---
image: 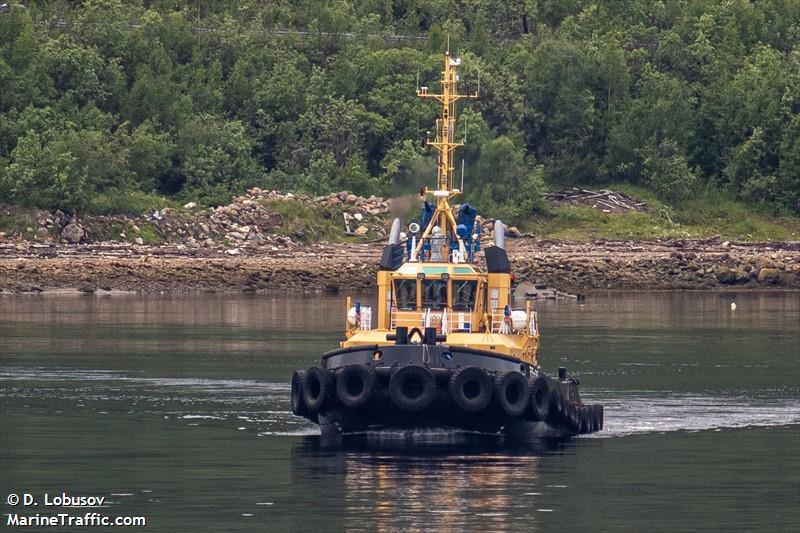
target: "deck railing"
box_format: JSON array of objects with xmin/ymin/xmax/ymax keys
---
[
  {"xmin": 389, "ymin": 308, "xmax": 537, "ymax": 335},
  {"xmin": 489, "ymin": 310, "xmax": 538, "ymax": 335},
  {"xmin": 390, "ymin": 309, "xmax": 424, "ymax": 330},
  {"xmin": 356, "ymin": 306, "xmax": 372, "ymax": 330},
  {"xmin": 446, "ymin": 310, "xmax": 473, "ymax": 333}
]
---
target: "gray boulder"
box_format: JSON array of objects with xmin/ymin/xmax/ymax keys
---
[
  {"xmin": 61, "ymin": 223, "xmax": 85, "ymax": 244},
  {"xmin": 757, "ymin": 267, "xmax": 781, "ymax": 283}
]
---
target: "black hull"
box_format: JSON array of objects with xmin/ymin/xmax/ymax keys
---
[
  {"xmin": 292, "ymin": 344, "xmax": 603, "ymax": 441},
  {"xmin": 323, "ymin": 344, "xmax": 534, "ymax": 376}
]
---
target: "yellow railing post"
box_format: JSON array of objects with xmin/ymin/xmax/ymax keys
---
[
  {"xmin": 345, "ymin": 296, "xmax": 351, "ymax": 335},
  {"xmin": 526, "ymin": 300, "xmax": 531, "ymax": 335}
]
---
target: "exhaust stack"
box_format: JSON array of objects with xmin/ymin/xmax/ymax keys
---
[
  {"xmin": 388, "ymin": 218, "xmax": 402, "ymax": 245},
  {"xmin": 494, "ymin": 219, "xmax": 505, "ymax": 249}
]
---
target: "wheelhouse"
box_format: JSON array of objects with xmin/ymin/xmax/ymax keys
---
[{"xmin": 386, "ymin": 264, "xmax": 484, "ymax": 334}]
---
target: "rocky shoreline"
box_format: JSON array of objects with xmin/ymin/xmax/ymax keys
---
[
  {"xmin": 0, "ymin": 189, "xmax": 393, "ymax": 251},
  {"xmin": 1, "ymin": 238, "xmax": 798, "ymax": 294},
  {"xmin": 2, "ymin": 190, "xmax": 799, "ymax": 294}
]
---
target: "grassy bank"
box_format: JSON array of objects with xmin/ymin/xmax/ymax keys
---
[
  {"xmin": 526, "ymin": 186, "xmax": 800, "ymax": 242},
  {"xmin": 260, "ymin": 199, "xmax": 387, "ymax": 243},
  {"xmin": 262, "ymin": 188, "xmax": 800, "ymax": 243}
]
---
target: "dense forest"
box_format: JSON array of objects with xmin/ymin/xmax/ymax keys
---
[{"xmin": 0, "ymin": 0, "xmax": 798, "ymax": 222}]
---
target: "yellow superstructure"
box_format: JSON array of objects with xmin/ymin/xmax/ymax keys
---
[{"xmin": 340, "ymin": 48, "xmax": 540, "ymax": 366}]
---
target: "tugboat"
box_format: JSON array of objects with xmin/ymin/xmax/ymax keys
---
[{"xmin": 290, "ymin": 49, "xmax": 603, "ymax": 440}]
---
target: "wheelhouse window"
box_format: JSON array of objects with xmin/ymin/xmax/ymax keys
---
[
  {"xmin": 422, "ymin": 279, "xmax": 447, "ymax": 310},
  {"xmin": 394, "ymin": 279, "xmax": 416, "ymax": 310},
  {"xmin": 452, "ymin": 280, "xmax": 477, "ymax": 311}
]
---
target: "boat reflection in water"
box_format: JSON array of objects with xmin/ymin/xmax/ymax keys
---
[{"xmin": 291, "ymin": 434, "xmax": 565, "ymax": 532}]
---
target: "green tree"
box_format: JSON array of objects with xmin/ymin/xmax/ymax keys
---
[
  {"xmin": 470, "ymin": 135, "xmax": 544, "ymax": 224},
  {"xmin": 176, "ymin": 114, "xmax": 265, "ymax": 205},
  {"xmin": 639, "ymin": 139, "xmax": 697, "ymax": 201},
  {"xmin": 2, "ymin": 130, "xmax": 88, "ymax": 211},
  {"xmin": 0, "ymin": 0, "xmax": 798, "ymax": 216},
  {"xmin": 381, "ymin": 139, "xmax": 431, "ymax": 193},
  {"xmin": 126, "ymin": 120, "xmax": 175, "ymax": 192}
]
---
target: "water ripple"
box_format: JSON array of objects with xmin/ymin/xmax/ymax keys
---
[
  {"xmin": 2, "ymin": 367, "xmax": 797, "ymax": 440},
  {"xmin": 582, "ymin": 390, "xmax": 800, "ymax": 437}
]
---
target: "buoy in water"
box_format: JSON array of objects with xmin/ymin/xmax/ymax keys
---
[{"xmin": 730, "ymin": 302, "xmax": 737, "ymax": 310}]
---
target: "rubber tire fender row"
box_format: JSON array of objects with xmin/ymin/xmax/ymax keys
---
[
  {"xmin": 528, "ymin": 376, "xmax": 550, "ymax": 421},
  {"xmin": 336, "ymin": 365, "xmax": 376, "ymax": 409},
  {"xmin": 291, "ymin": 370, "xmax": 307, "ymax": 416},
  {"xmin": 494, "ymin": 372, "xmax": 529, "ymax": 417},
  {"xmin": 389, "ymin": 365, "xmax": 437, "ymax": 412},
  {"xmin": 449, "ymin": 366, "xmax": 493, "ymax": 413},
  {"xmin": 302, "ymin": 367, "xmax": 334, "ymax": 414}
]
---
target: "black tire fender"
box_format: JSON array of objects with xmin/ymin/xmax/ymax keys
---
[
  {"xmin": 593, "ymin": 404, "xmax": 604, "ymax": 432},
  {"xmin": 336, "ymin": 365, "xmax": 376, "ymax": 409},
  {"xmin": 550, "ymin": 387, "xmax": 564, "ymax": 420},
  {"xmin": 389, "ymin": 365, "xmax": 436, "ymax": 412},
  {"xmin": 494, "ymin": 371, "xmax": 529, "ymax": 417},
  {"xmin": 566, "ymin": 403, "xmax": 581, "ymax": 433},
  {"xmin": 550, "ymin": 387, "xmax": 570, "ymax": 424},
  {"xmin": 291, "ymin": 370, "xmax": 307, "ymax": 416},
  {"xmin": 580, "ymin": 406, "xmax": 592, "ymax": 433},
  {"xmin": 449, "ymin": 366, "xmax": 493, "ymax": 413},
  {"xmin": 528, "ymin": 376, "xmax": 550, "ymax": 421},
  {"xmin": 302, "ymin": 367, "xmax": 334, "ymax": 413},
  {"xmin": 561, "ymin": 396, "xmax": 571, "ymax": 423}
]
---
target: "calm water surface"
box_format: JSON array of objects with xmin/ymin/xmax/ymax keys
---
[{"xmin": 1, "ymin": 292, "xmax": 798, "ymax": 532}]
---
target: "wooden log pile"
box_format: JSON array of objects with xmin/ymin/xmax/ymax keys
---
[{"xmin": 543, "ymin": 188, "xmax": 648, "ymax": 213}]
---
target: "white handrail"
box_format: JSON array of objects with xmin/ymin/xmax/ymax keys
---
[
  {"xmin": 359, "ymin": 306, "xmax": 372, "ymax": 330},
  {"xmin": 389, "ymin": 308, "xmax": 532, "ymax": 335},
  {"xmin": 489, "ymin": 310, "xmax": 537, "ymax": 335}
]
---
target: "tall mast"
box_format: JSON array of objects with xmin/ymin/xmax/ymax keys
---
[{"xmin": 415, "ymin": 46, "xmax": 478, "ymax": 260}]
